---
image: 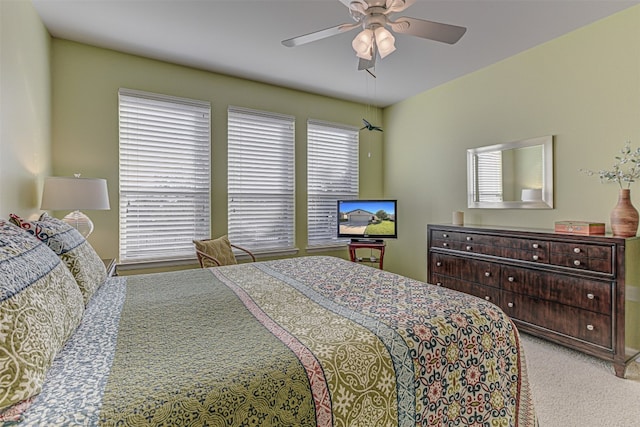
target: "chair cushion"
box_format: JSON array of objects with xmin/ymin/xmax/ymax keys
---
[
  {"xmin": 0, "ymin": 220, "xmax": 84, "ymax": 411},
  {"xmin": 194, "ymin": 235, "xmax": 237, "ymax": 267},
  {"xmin": 9, "ymin": 213, "xmax": 107, "ymax": 306}
]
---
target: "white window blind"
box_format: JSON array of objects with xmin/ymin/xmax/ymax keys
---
[
  {"xmin": 118, "ymin": 88, "xmax": 211, "ymax": 263},
  {"xmin": 227, "ymin": 106, "xmax": 295, "ymax": 252},
  {"xmin": 473, "ymin": 151, "xmax": 503, "ymax": 202},
  {"xmin": 307, "ymin": 120, "xmax": 359, "ymax": 247}
]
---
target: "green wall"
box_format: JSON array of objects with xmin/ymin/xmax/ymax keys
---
[
  {"xmin": 50, "ymin": 40, "xmax": 383, "ymax": 269},
  {"xmin": 0, "ymin": 0, "xmax": 52, "ymax": 219},
  {"xmin": 383, "ymin": 5, "xmax": 640, "ymax": 280}
]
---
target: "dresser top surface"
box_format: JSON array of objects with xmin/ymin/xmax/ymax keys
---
[{"xmin": 428, "ymin": 223, "xmax": 639, "ymax": 243}]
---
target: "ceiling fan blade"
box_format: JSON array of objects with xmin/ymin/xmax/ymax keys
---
[
  {"xmin": 393, "ymin": 16, "xmax": 467, "ymax": 44},
  {"xmin": 282, "ymin": 22, "xmax": 359, "ymax": 47}
]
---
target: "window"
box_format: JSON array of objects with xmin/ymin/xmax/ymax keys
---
[
  {"xmin": 473, "ymin": 150, "xmax": 503, "ymax": 202},
  {"xmin": 307, "ymin": 120, "xmax": 359, "ymax": 247},
  {"xmin": 118, "ymin": 88, "xmax": 211, "ymax": 263},
  {"xmin": 227, "ymin": 106, "xmax": 295, "ymax": 253}
]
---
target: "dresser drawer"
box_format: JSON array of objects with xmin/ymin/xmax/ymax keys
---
[
  {"xmin": 502, "ymin": 291, "xmax": 612, "ymax": 348},
  {"xmin": 431, "ymin": 253, "xmax": 501, "ymax": 286},
  {"xmin": 432, "ymin": 274, "xmax": 501, "ymax": 305},
  {"xmin": 454, "ymin": 233, "xmax": 511, "ymax": 257},
  {"xmin": 457, "ymin": 241, "xmax": 502, "ymax": 257},
  {"xmin": 506, "ymin": 238, "xmax": 550, "ymax": 251},
  {"xmin": 501, "ymin": 267, "xmax": 612, "ymax": 314},
  {"xmin": 431, "ymin": 238, "xmax": 464, "ymax": 251},
  {"xmin": 550, "ymin": 242, "xmax": 612, "ymax": 259},
  {"xmin": 437, "ymin": 256, "xmax": 502, "ymax": 287},
  {"xmin": 549, "ymin": 253, "xmax": 612, "ymax": 274},
  {"xmin": 459, "ymin": 233, "xmax": 503, "ymax": 247},
  {"xmin": 464, "ymin": 258, "xmax": 501, "ymax": 286},
  {"xmin": 430, "ymin": 253, "xmax": 462, "ymax": 278},
  {"xmin": 431, "ymin": 230, "xmax": 466, "ymax": 242},
  {"xmin": 549, "ymin": 242, "xmax": 613, "ymax": 274},
  {"xmin": 431, "ymin": 273, "xmax": 456, "ymax": 288},
  {"xmin": 501, "ymin": 247, "xmax": 549, "ymax": 264}
]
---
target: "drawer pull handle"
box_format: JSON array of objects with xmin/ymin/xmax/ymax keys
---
[
  {"xmin": 507, "ymin": 302, "xmax": 514, "ymax": 308},
  {"xmin": 442, "ymin": 233, "xmax": 449, "ymax": 238},
  {"xmin": 485, "ymin": 271, "xmax": 491, "ymax": 277},
  {"xmin": 574, "ymin": 260, "xmax": 581, "ymax": 266},
  {"xmin": 508, "ymin": 276, "xmax": 515, "ymax": 282},
  {"xmin": 443, "ymin": 243, "xmax": 449, "ymax": 247},
  {"xmin": 586, "ymin": 324, "xmax": 594, "ymax": 331},
  {"xmin": 485, "ymin": 296, "xmax": 491, "ymax": 301},
  {"xmin": 532, "ymin": 243, "xmax": 539, "ymax": 249},
  {"xmin": 574, "ymin": 247, "xmax": 581, "ymax": 254},
  {"xmin": 466, "ymin": 245, "xmax": 472, "ymax": 251},
  {"xmin": 436, "ymin": 262, "xmax": 442, "ymax": 267},
  {"xmin": 587, "ymin": 293, "xmax": 595, "ymax": 300},
  {"xmin": 532, "ymin": 255, "xmax": 539, "ymax": 261},
  {"xmin": 466, "ymin": 236, "xmax": 473, "ymax": 241}
]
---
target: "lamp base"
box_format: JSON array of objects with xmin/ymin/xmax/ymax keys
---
[{"xmin": 62, "ymin": 210, "xmax": 94, "ymax": 238}]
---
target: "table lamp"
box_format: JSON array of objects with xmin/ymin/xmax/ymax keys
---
[{"xmin": 40, "ymin": 174, "xmax": 110, "ymax": 237}]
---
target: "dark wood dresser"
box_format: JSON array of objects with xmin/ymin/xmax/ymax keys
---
[{"xmin": 427, "ymin": 224, "xmax": 640, "ymax": 377}]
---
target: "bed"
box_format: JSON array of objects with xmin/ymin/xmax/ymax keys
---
[{"xmin": 1, "ymin": 218, "xmax": 536, "ymax": 426}]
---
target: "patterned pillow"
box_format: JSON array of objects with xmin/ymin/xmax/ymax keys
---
[
  {"xmin": 193, "ymin": 235, "xmax": 237, "ymax": 267},
  {"xmin": 9, "ymin": 213, "xmax": 107, "ymax": 306},
  {"xmin": 0, "ymin": 220, "xmax": 84, "ymax": 411}
]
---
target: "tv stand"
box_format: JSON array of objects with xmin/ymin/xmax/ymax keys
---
[{"xmin": 348, "ymin": 241, "xmax": 386, "ymax": 269}]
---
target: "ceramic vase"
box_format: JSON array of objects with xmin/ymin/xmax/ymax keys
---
[{"xmin": 610, "ymin": 189, "xmax": 639, "ymax": 237}]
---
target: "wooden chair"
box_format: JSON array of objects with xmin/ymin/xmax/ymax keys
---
[{"xmin": 193, "ymin": 236, "xmax": 256, "ymax": 268}]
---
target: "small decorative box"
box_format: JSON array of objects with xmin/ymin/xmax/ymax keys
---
[{"xmin": 554, "ymin": 221, "xmax": 605, "ymax": 235}]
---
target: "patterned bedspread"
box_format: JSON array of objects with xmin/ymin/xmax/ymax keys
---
[{"xmin": 17, "ymin": 256, "xmax": 536, "ymax": 426}]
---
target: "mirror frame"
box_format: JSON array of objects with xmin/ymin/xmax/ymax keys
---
[{"xmin": 467, "ymin": 135, "xmax": 554, "ymax": 209}]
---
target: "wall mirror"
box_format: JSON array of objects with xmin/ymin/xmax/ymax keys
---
[{"xmin": 467, "ymin": 135, "xmax": 554, "ymax": 209}]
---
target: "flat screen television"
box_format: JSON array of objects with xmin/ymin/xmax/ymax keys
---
[{"xmin": 337, "ymin": 199, "xmax": 397, "ymax": 242}]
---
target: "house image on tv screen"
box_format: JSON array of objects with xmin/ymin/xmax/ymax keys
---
[{"xmin": 344, "ymin": 209, "xmax": 376, "ymax": 225}]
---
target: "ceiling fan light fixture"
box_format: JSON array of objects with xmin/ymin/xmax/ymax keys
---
[
  {"xmin": 374, "ymin": 27, "xmax": 396, "ymax": 58},
  {"xmin": 352, "ymin": 29, "xmax": 374, "ymax": 59},
  {"xmin": 283, "ymin": 0, "xmax": 466, "ymax": 70}
]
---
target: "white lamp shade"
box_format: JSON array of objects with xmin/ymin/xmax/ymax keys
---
[
  {"xmin": 41, "ymin": 176, "xmax": 110, "ymax": 210},
  {"xmin": 374, "ymin": 27, "xmax": 396, "ymax": 58},
  {"xmin": 352, "ymin": 29, "xmax": 374, "ymax": 60}
]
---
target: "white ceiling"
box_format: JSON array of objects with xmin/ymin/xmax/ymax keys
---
[{"xmin": 32, "ymin": 0, "xmax": 639, "ymax": 107}]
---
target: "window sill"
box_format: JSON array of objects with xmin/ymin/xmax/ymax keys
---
[
  {"xmin": 305, "ymin": 244, "xmax": 347, "ymax": 253},
  {"xmin": 248, "ymin": 248, "xmax": 300, "ymax": 259}
]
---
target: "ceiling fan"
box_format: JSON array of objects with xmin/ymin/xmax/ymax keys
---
[{"xmin": 282, "ymin": 0, "xmax": 467, "ymax": 70}]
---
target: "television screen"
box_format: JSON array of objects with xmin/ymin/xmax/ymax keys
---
[{"xmin": 337, "ymin": 199, "xmax": 397, "ymax": 241}]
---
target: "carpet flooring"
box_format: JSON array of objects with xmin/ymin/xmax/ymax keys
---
[{"xmin": 520, "ymin": 333, "xmax": 640, "ymax": 427}]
